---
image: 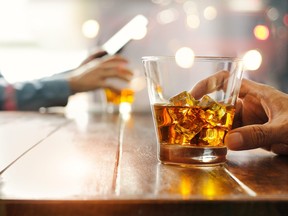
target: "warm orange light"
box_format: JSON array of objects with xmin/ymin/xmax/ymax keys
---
[
  {"xmin": 202, "ymin": 178, "xmax": 217, "ymax": 198},
  {"xmin": 253, "ymin": 25, "xmax": 269, "ymax": 40},
  {"xmin": 180, "ymin": 175, "xmax": 191, "ymax": 198}
]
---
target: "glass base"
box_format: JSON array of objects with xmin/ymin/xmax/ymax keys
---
[{"xmin": 159, "ymin": 145, "xmax": 227, "ymax": 167}]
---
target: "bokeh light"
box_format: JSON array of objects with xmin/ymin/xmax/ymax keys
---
[
  {"xmin": 267, "ymin": 7, "xmax": 279, "ymax": 21},
  {"xmin": 253, "ymin": 25, "xmax": 269, "ymax": 40},
  {"xmin": 243, "ymin": 50, "xmax": 262, "ymax": 71},
  {"xmin": 82, "ymin": 19, "xmax": 100, "ymax": 38},
  {"xmin": 186, "ymin": 14, "xmax": 200, "ymax": 29},
  {"xmin": 203, "ymin": 6, "xmax": 217, "ymax": 21},
  {"xmin": 228, "ymin": 0, "xmax": 263, "ymax": 12},
  {"xmin": 183, "ymin": 0, "xmax": 197, "ymax": 14},
  {"xmin": 151, "ymin": 0, "xmax": 171, "ymax": 6},
  {"xmin": 175, "ymin": 47, "xmax": 195, "ymax": 68},
  {"xmin": 129, "ymin": 76, "xmax": 146, "ymax": 92},
  {"xmin": 157, "ymin": 8, "xmax": 178, "ymax": 24}
]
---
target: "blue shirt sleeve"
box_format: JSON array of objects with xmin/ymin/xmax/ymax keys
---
[{"xmin": 14, "ymin": 78, "xmax": 71, "ymax": 110}]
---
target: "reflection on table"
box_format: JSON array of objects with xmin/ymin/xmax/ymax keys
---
[{"xmin": 0, "ymin": 111, "xmax": 287, "ymax": 216}]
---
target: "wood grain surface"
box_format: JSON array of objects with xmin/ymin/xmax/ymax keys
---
[{"xmin": 0, "ymin": 111, "xmax": 287, "ymax": 216}]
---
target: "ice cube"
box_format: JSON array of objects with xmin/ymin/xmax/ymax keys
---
[
  {"xmin": 205, "ymin": 105, "xmax": 227, "ymax": 127},
  {"xmin": 198, "ymin": 95, "xmax": 214, "ymax": 108},
  {"xmin": 169, "ymin": 91, "xmax": 197, "ymax": 106},
  {"xmin": 199, "ymin": 96, "xmax": 227, "ymax": 126},
  {"xmin": 171, "ymin": 107, "xmax": 206, "ymax": 142},
  {"xmin": 198, "ymin": 128, "xmax": 226, "ymax": 146},
  {"xmin": 219, "ymin": 106, "xmax": 235, "ymax": 129}
]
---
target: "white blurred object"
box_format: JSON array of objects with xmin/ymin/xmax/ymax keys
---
[
  {"xmin": 82, "ymin": 19, "xmax": 100, "ymax": 39},
  {"xmin": 175, "ymin": 47, "xmax": 195, "ymax": 68},
  {"xmin": 203, "ymin": 6, "xmax": 217, "ymax": 21},
  {"xmin": 0, "ymin": 48, "xmax": 86, "ymax": 83},
  {"xmin": 228, "ymin": 0, "xmax": 264, "ymax": 12},
  {"xmin": 102, "ymin": 14, "xmax": 148, "ymax": 55},
  {"xmin": 243, "ymin": 50, "xmax": 262, "ymax": 71}
]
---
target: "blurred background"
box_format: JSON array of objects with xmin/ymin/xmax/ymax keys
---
[{"xmin": 0, "ymin": 0, "xmax": 287, "ymax": 112}]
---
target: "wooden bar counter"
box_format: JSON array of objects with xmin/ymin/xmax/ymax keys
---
[{"xmin": 0, "ymin": 111, "xmax": 287, "ymax": 216}]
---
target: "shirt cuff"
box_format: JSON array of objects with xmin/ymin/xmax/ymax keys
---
[{"xmin": 4, "ymin": 84, "xmax": 17, "ymax": 110}]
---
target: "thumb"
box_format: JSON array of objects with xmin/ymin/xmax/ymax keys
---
[{"xmin": 225, "ymin": 124, "xmax": 275, "ymax": 151}]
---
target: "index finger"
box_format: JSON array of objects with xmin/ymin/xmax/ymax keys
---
[{"xmin": 189, "ymin": 70, "xmax": 229, "ymax": 99}]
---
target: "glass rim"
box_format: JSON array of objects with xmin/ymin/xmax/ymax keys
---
[{"xmin": 142, "ymin": 55, "xmax": 242, "ymax": 62}]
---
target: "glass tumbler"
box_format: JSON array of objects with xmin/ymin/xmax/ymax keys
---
[{"xmin": 142, "ymin": 56, "xmax": 244, "ymax": 166}]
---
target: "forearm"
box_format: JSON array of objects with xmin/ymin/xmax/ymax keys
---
[
  {"xmin": 0, "ymin": 79, "xmax": 71, "ymax": 111},
  {"xmin": 16, "ymin": 79, "xmax": 71, "ymax": 110}
]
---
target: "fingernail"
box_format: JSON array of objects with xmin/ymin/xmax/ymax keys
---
[{"xmin": 225, "ymin": 132, "xmax": 244, "ymax": 150}]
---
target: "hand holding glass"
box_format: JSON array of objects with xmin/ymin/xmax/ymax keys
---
[{"xmin": 142, "ymin": 56, "xmax": 244, "ymax": 166}]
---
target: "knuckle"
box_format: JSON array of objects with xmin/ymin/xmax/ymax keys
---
[{"xmin": 251, "ymin": 126, "xmax": 269, "ymax": 147}]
